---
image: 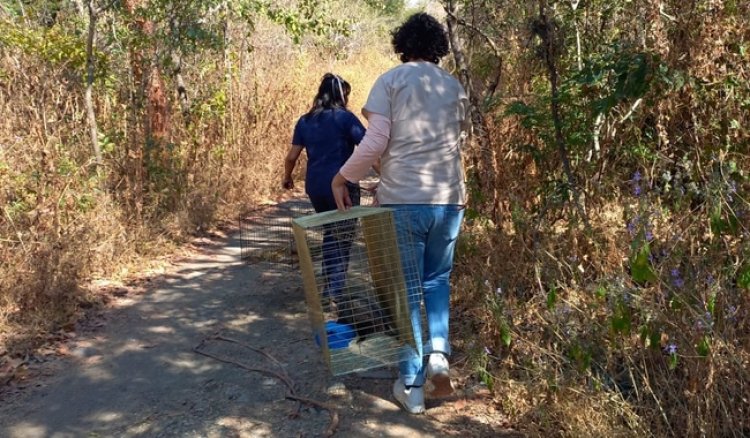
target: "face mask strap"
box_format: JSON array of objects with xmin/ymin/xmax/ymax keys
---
[
  {"xmin": 327, "ymin": 74, "xmax": 347, "ymax": 105},
  {"xmin": 336, "ymin": 76, "xmax": 346, "ymax": 104}
]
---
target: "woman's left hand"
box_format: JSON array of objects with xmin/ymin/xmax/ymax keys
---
[{"xmin": 332, "ymin": 173, "xmax": 352, "ymax": 211}]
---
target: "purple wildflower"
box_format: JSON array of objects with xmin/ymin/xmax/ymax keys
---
[
  {"xmin": 726, "ymin": 305, "xmax": 738, "ymax": 323},
  {"xmin": 728, "ymin": 181, "xmax": 737, "ymax": 194},
  {"xmin": 704, "ymin": 312, "xmax": 714, "ymax": 328},
  {"xmin": 706, "ymin": 275, "xmax": 715, "ymax": 286},
  {"xmin": 484, "ymin": 346, "xmax": 492, "ymax": 355},
  {"xmin": 696, "ymin": 312, "xmax": 714, "ymax": 332},
  {"xmin": 630, "ymin": 171, "xmax": 644, "ymax": 197},
  {"xmin": 670, "ymin": 268, "xmax": 684, "ymax": 288},
  {"xmin": 627, "ymin": 216, "xmax": 640, "ymax": 236},
  {"xmin": 665, "ymin": 343, "xmax": 678, "ymax": 355},
  {"xmin": 645, "ymin": 230, "xmax": 654, "ymax": 241}
]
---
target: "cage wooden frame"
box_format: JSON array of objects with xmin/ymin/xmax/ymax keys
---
[{"xmin": 292, "ymin": 206, "xmax": 421, "ymax": 376}]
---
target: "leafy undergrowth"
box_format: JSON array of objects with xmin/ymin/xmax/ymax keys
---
[{"xmin": 452, "ymin": 192, "xmax": 750, "ymax": 436}]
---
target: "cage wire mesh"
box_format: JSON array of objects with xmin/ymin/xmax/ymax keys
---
[
  {"xmin": 239, "ymin": 187, "xmax": 376, "ymax": 264},
  {"xmin": 292, "ymin": 206, "xmax": 427, "ymax": 376},
  {"xmin": 239, "ymin": 199, "xmax": 314, "ymax": 263}
]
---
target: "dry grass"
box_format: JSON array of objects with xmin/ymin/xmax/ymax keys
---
[
  {"xmin": 0, "ymin": 9, "xmax": 396, "ymax": 357},
  {"xmin": 3, "ymin": 2, "xmax": 748, "ymax": 436},
  {"xmin": 443, "ymin": 1, "xmax": 750, "ymax": 435},
  {"xmin": 453, "ymin": 116, "xmax": 750, "ymax": 435}
]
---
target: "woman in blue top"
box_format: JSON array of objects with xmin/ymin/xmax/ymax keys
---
[{"xmin": 283, "ymin": 73, "xmax": 366, "ymax": 298}]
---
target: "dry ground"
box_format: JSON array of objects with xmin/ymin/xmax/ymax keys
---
[{"xmin": 0, "ymin": 200, "xmax": 520, "ymax": 437}]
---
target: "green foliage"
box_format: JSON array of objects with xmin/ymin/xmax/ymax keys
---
[
  {"xmin": 500, "ymin": 321, "xmax": 512, "ymax": 348},
  {"xmin": 452, "ymin": 1, "xmax": 750, "ymax": 434},
  {"xmin": 668, "ymin": 350, "xmax": 679, "ymax": 370},
  {"xmin": 363, "ymin": 0, "xmax": 404, "ymax": 16},
  {"xmin": 709, "ymin": 204, "xmax": 739, "ymax": 236},
  {"xmin": 595, "ymin": 284, "xmax": 607, "ymax": 299},
  {"xmin": 696, "ymin": 336, "xmax": 711, "ymax": 358},
  {"xmin": 610, "ymin": 297, "xmax": 632, "ymax": 335},
  {"xmin": 575, "ymin": 50, "xmax": 656, "ymax": 116},
  {"xmin": 241, "ymin": 0, "xmax": 352, "ymax": 44},
  {"xmin": 567, "ymin": 341, "xmax": 592, "ymax": 372},
  {"xmin": 639, "ymin": 325, "xmax": 662, "ymax": 350},
  {"xmin": 736, "ymin": 265, "xmax": 750, "ymax": 290},
  {"xmin": 630, "ymin": 241, "xmax": 656, "ymax": 284},
  {"xmin": 506, "ymin": 101, "xmax": 544, "ymax": 131},
  {"xmin": 546, "ymin": 286, "xmax": 557, "ymax": 311},
  {"xmin": 0, "ymin": 21, "xmax": 107, "ymax": 76},
  {"xmin": 139, "ymin": 0, "xmax": 227, "ymax": 55}
]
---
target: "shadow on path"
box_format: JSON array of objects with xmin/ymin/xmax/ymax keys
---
[{"xmin": 0, "ymin": 199, "xmax": 521, "ymax": 437}]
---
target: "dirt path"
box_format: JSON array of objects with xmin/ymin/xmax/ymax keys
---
[{"xmin": 0, "ymin": 203, "xmax": 518, "ymax": 438}]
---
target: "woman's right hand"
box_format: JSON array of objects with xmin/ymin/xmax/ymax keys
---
[
  {"xmin": 282, "ymin": 177, "xmax": 294, "ymax": 190},
  {"xmin": 332, "ymin": 173, "xmax": 352, "ymax": 211}
]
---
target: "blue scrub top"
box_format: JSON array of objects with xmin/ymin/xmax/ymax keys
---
[{"xmin": 292, "ymin": 108, "xmax": 366, "ymax": 199}]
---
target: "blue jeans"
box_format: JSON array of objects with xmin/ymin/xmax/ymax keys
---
[
  {"xmin": 384, "ymin": 204, "xmax": 464, "ymax": 386},
  {"xmin": 308, "ymin": 185, "xmax": 360, "ymax": 298}
]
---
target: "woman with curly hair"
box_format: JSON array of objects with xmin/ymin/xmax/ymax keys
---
[{"xmin": 331, "ymin": 13, "xmax": 468, "ymax": 414}]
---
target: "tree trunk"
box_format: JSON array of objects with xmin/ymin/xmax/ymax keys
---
[
  {"xmin": 570, "ymin": 0, "xmax": 582, "ymax": 71},
  {"xmin": 172, "ymin": 53, "xmax": 191, "ymax": 120},
  {"xmin": 538, "ymin": 0, "xmax": 589, "ymax": 228},
  {"xmin": 85, "ymin": 1, "xmax": 102, "ymax": 167},
  {"xmin": 124, "ymin": 0, "xmax": 145, "ymax": 222},
  {"xmin": 444, "ymin": 0, "xmax": 499, "ymax": 221},
  {"xmin": 73, "ymin": 0, "xmax": 86, "ymax": 18}
]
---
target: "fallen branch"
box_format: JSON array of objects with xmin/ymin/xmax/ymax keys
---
[{"xmin": 194, "ymin": 334, "xmax": 339, "ymax": 437}]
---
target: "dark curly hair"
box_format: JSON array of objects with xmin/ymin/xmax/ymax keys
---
[{"xmin": 391, "ymin": 13, "xmax": 450, "ymax": 64}]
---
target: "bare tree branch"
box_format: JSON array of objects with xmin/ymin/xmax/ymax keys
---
[
  {"xmin": 444, "ymin": 0, "xmax": 499, "ymax": 220},
  {"xmin": 444, "ymin": 8, "xmax": 502, "ymax": 59},
  {"xmin": 85, "ymin": 0, "xmax": 103, "ymax": 167},
  {"xmin": 537, "ymin": 0, "xmax": 590, "ymax": 228}
]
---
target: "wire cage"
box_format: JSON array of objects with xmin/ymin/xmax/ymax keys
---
[
  {"xmin": 239, "ymin": 199, "xmax": 314, "ymax": 263},
  {"xmin": 239, "ymin": 188, "xmax": 377, "ymax": 264},
  {"xmin": 292, "ymin": 206, "xmax": 423, "ymax": 376}
]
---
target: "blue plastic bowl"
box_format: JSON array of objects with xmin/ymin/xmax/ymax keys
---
[{"xmin": 315, "ymin": 321, "xmax": 356, "ymax": 350}]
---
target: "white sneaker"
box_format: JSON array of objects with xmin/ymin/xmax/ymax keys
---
[
  {"xmin": 392, "ymin": 380, "xmax": 425, "ymax": 414},
  {"xmin": 426, "ymin": 353, "xmax": 454, "ymax": 397}
]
